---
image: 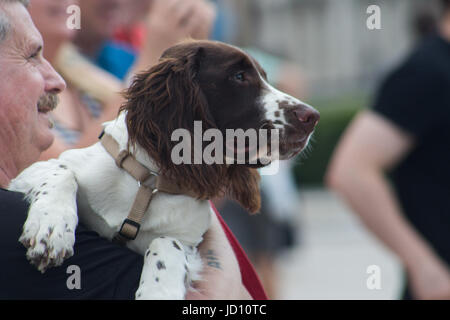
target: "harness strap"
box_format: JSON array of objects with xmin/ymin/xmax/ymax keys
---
[{"xmin": 100, "ymin": 133, "xmax": 198, "ymax": 245}]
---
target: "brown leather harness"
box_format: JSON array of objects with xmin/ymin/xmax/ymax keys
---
[{"xmin": 99, "ymin": 132, "xmax": 198, "ymax": 245}]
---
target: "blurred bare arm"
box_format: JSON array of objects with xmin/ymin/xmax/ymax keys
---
[
  {"xmin": 326, "ymin": 110, "xmax": 450, "ymax": 299},
  {"xmin": 186, "ymin": 211, "xmax": 252, "ymax": 300}
]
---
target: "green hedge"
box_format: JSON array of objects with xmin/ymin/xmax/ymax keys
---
[{"xmin": 292, "ymin": 95, "xmax": 367, "ymax": 187}]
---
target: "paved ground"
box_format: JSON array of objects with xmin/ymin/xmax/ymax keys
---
[{"xmin": 273, "ymin": 189, "xmax": 404, "ymax": 300}]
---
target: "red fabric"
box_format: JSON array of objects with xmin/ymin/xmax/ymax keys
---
[
  {"xmin": 210, "ymin": 202, "xmax": 268, "ymax": 300},
  {"xmin": 114, "ymin": 25, "xmax": 146, "ymax": 51}
]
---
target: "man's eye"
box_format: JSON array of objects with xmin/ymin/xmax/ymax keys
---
[
  {"xmin": 233, "ymin": 72, "xmax": 245, "ymax": 82},
  {"xmin": 28, "ymin": 47, "xmax": 42, "ymax": 60}
]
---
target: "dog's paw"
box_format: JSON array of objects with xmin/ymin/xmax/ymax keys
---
[{"xmin": 19, "ymin": 205, "xmax": 77, "ymax": 273}]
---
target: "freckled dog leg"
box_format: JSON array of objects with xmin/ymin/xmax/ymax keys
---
[
  {"xmin": 135, "ymin": 237, "xmax": 189, "ymax": 300},
  {"xmin": 9, "ymin": 160, "xmax": 78, "ymax": 273}
]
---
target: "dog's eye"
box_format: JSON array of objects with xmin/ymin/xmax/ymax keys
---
[{"xmin": 233, "ymin": 72, "xmax": 245, "ymax": 82}]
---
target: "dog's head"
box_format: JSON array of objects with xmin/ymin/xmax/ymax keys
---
[{"xmin": 121, "ymin": 40, "xmax": 319, "ymax": 213}]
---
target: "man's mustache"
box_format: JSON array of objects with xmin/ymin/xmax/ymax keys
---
[{"xmin": 37, "ymin": 94, "xmax": 59, "ymax": 113}]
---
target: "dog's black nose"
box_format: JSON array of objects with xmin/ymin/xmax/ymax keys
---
[{"xmin": 293, "ymin": 105, "xmax": 320, "ymax": 132}]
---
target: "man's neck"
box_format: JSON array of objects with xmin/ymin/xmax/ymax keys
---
[
  {"xmin": 0, "ymin": 136, "xmax": 20, "ymax": 188},
  {"xmin": 0, "ymin": 166, "xmax": 13, "ymax": 189},
  {"xmin": 0, "ymin": 148, "xmax": 20, "ymax": 188}
]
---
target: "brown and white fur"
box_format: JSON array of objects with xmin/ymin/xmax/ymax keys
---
[{"xmin": 9, "ymin": 40, "xmax": 319, "ymax": 299}]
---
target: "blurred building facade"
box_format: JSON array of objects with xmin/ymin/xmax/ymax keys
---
[{"xmin": 229, "ymin": 0, "xmax": 441, "ymax": 97}]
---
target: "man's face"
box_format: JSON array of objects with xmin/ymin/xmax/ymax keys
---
[
  {"xmin": 0, "ymin": 3, "xmax": 65, "ymax": 173},
  {"xmin": 79, "ymin": 0, "xmax": 126, "ymax": 39}
]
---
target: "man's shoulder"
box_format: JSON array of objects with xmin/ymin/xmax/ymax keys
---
[
  {"xmin": 401, "ymin": 35, "xmax": 450, "ymax": 79},
  {"xmin": 0, "ymin": 188, "xmax": 142, "ymax": 299},
  {"xmin": 380, "ymin": 35, "xmax": 448, "ymax": 95}
]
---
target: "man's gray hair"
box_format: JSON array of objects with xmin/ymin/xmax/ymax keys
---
[{"xmin": 0, "ymin": 0, "xmax": 30, "ymax": 43}]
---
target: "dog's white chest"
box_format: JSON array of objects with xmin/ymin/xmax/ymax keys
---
[{"xmin": 68, "ymin": 146, "xmax": 212, "ymax": 254}]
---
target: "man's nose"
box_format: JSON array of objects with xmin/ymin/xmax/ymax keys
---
[
  {"xmin": 43, "ymin": 59, "xmax": 66, "ymax": 94},
  {"xmin": 293, "ymin": 104, "xmax": 320, "ymax": 132}
]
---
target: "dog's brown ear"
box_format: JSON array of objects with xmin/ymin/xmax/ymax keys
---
[
  {"xmin": 120, "ymin": 46, "xmax": 225, "ymax": 199},
  {"xmin": 226, "ymin": 166, "xmax": 261, "ymax": 214}
]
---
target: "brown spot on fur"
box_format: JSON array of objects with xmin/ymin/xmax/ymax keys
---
[{"xmin": 279, "ymin": 100, "xmax": 292, "ymax": 110}]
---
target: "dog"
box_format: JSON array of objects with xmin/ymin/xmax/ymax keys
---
[{"xmin": 9, "ymin": 40, "xmax": 319, "ymax": 299}]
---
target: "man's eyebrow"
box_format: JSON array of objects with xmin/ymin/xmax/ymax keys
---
[{"xmin": 22, "ymin": 42, "xmax": 43, "ymax": 58}]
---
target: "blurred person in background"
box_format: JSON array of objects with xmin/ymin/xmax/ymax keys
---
[
  {"xmin": 327, "ymin": 0, "xmax": 450, "ymax": 300},
  {"xmin": 75, "ymin": 0, "xmax": 216, "ymax": 81},
  {"xmin": 73, "ymin": 0, "xmax": 131, "ymax": 79}
]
